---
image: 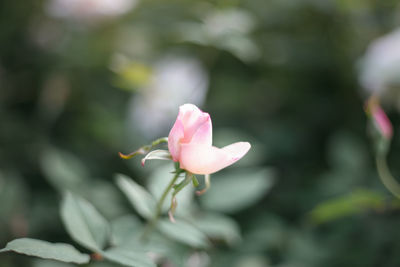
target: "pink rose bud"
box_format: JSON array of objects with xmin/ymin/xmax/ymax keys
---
[
  {"xmin": 168, "ymin": 104, "xmax": 251, "ymax": 175},
  {"xmin": 366, "ymin": 97, "xmax": 393, "ymax": 140},
  {"xmin": 372, "ymin": 105, "xmax": 393, "ymax": 139}
]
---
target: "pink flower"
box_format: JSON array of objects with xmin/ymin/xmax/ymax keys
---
[
  {"xmin": 365, "ymin": 97, "xmax": 393, "ymax": 140},
  {"xmin": 168, "ymin": 104, "xmax": 251, "ymax": 175},
  {"xmin": 372, "ymin": 105, "xmax": 393, "ymax": 139}
]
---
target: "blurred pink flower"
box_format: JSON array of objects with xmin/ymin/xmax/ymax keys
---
[
  {"xmin": 168, "ymin": 104, "xmax": 251, "ymax": 175},
  {"xmin": 372, "ymin": 105, "xmax": 393, "ymax": 140},
  {"xmin": 366, "ymin": 97, "xmax": 393, "ymax": 140}
]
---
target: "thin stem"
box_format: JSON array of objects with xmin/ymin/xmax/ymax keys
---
[
  {"xmin": 168, "ymin": 173, "xmax": 194, "ymax": 222},
  {"xmin": 141, "ymin": 170, "xmax": 181, "ymax": 240},
  {"xmin": 119, "ymin": 137, "xmax": 168, "ymax": 159},
  {"xmin": 376, "ymin": 154, "xmax": 400, "ymax": 199},
  {"xmin": 156, "ymin": 171, "xmax": 181, "ymax": 218},
  {"xmin": 151, "ymin": 137, "xmax": 169, "ymax": 147}
]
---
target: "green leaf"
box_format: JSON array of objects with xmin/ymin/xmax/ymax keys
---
[
  {"xmin": 40, "ymin": 148, "xmax": 90, "ymax": 192},
  {"xmin": 60, "ymin": 192, "xmax": 110, "ymax": 252},
  {"xmin": 110, "ymin": 215, "xmax": 142, "ymax": 247},
  {"xmin": 200, "ymin": 168, "xmax": 275, "ymax": 213},
  {"xmin": 0, "ymin": 238, "xmax": 89, "ymax": 264},
  {"xmin": 110, "ymin": 222, "xmax": 174, "ymax": 257},
  {"xmin": 310, "ymin": 189, "xmax": 385, "ymax": 224},
  {"xmin": 85, "ymin": 181, "xmax": 128, "ymax": 219},
  {"xmin": 190, "ymin": 213, "xmax": 241, "ymax": 245},
  {"xmin": 157, "ymin": 219, "xmax": 209, "ymax": 248},
  {"xmin": 102, "ymin": 247, "xmax": 156, "ymax": 267},
  {"xmin": 115, "ymin": 174, "xmax": 156, "ymax": 219}
]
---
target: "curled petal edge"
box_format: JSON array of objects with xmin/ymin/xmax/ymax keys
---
[{"xmin": 179, "ymin": 142, "xmax": 251, "ymax": 175}]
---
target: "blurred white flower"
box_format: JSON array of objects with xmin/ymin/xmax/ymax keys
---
[
  {"xmin": 359, "ymin": 28, "xmax": 400, "ymax": 95},
  {"xmin": 128, "ymin": 56, "xmax": 209, "ymax": 138},
  {"xmin": 46, "ymin": 0, "xmax": 137, "ymax": 21}
]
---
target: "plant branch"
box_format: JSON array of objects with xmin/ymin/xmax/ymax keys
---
[
  {"xmin": 141, "ymin": 169, "xmax": 181, "ymax": 240},
  {"xmin": 119, "ymin": 137, "xmax": 168, "ymax": 159},
  {"xmin": 376, "ymin": 154, "xmax": 400, "ymax": 199}
]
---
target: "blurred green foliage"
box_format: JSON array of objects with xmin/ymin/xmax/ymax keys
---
[{"xmin": 2, "ymin": 0, "xmax": 400, "ymax": 266}]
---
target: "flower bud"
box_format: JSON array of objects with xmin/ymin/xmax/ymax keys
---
[{"xmin": 168, "ymin": 104, "xmax": 251, "ymax": 175}]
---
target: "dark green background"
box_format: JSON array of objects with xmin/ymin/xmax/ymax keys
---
[{"xmin": 1, "ymin": 0, "xmax": 400, "ymax": 266}]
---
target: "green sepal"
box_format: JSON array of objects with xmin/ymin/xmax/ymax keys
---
[
  {"xmin": 119, "ymin": 137, "xmax": 168, "ymax": 160},
  {"xmin": 192, "ymin": 175, "xmax": 199, "ymax": 187},
  {"xmin": 173, "ymin": 172, "xmax": 193, "ymax": 191}
]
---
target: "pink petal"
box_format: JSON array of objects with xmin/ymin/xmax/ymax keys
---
[
  {"xmin": 168, "ymin": 104, "xmax": 212, "ymax": 161},
  {"xmin": 177, "ymin": 104, "xmax": 212, "ymax": 144},
  {"xmin": 373, "ymin": 106, "xmax": 393, "ymax": 139},
  {"xmin": 221, "ymin": 142, "xmax": 252, "ymax": 160},
  {"xmin": 168, "ymin": 119, "xmax": 184, "ymax": 161},
  {"xmin": 190, "ymin": 115, "xmax": 212, "ymax": 146},
  {"xmin": 179, "ymin": 142, "xmax": 251, "ymax": 175}
]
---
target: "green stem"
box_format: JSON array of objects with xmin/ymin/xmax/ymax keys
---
[
  {"xmin": 151, "ymin": 137, "xmax": 169, "ymax": 147},
  {"xmin": 168, "ymin": 173, "xmax": 194, "ymax": 222},
  {"xmin": 141, "ymin": 170, "xmax": 181, "ymax": 240},
  {"xmin": 376, "ymin": 154, "xmax": 400, "ymax": 199},
  {"xmin": 119, "ymin": 137, "xmax": 168, "ymax": 159}
]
